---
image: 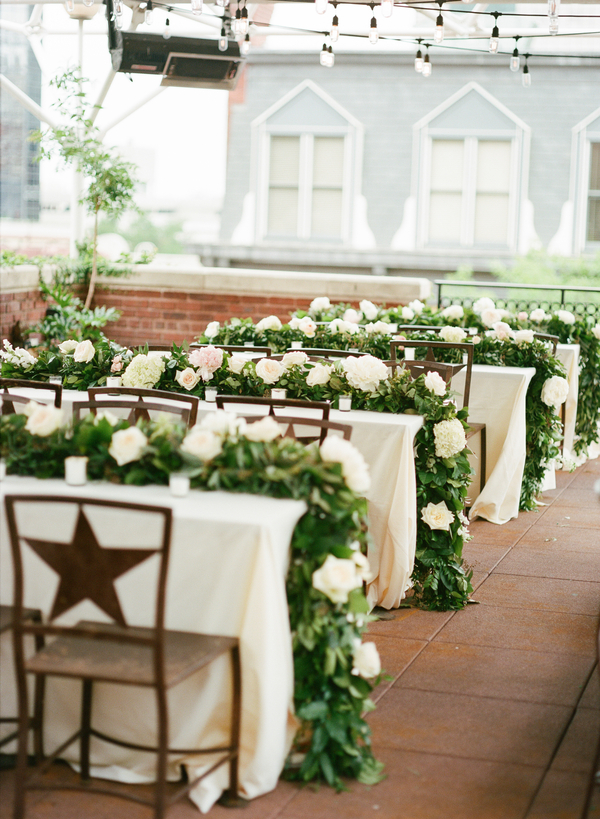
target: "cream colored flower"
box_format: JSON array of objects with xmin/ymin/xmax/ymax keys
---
[
  {"xmin": 593, "ymin": 324, "xmax": 600, "ymax": 340},
  {"xmin": 199, "ymin": 410, "xmax": 247, "ymax": 439},
  {"xmin": 0, "ymin": 340, "xmax": 36, "ymax": 367},
  {"xmin": 122, "ymin": 354, "xmax": 165, "ymax": 388},
  {"xmin": 180, "ymin": 427, "xmax": 223, "ymax": 461},
  {"xmin": 256, "ymin": 315, "xmax": 282, "ymax": 332},
  {"xmin": 555, "ymin": 310, "xmax": 575, "ymax": 325},
  {"xmin": 529, "ymin": 308, "xmax": 548, "ymax": 323},
  {"xmin": 58, "ymin": 339, "xmax": 78, "ymax": 354},
  {"xmin": 343, "ymin": 308, "xmax": 362, "ymax": 324},
  {"xmin": 424, "ymin": 371, "xmax": 447, "ymax": 396},
  {"xmin": 441, "ymin": 304, "xmax": 464, "ymax": 321},
  {"xmin": 24, "ymin": 402, "xmax": 64, "ymax": 436},
  {"xmin": 481, "ymin": 308, "xmax": 504, "ymax": 328},
  {"xmin": 365, "ymin": 321, "xmax": 392, "ymax": 335},
  {"xmin": 433, "ymin": 418, "xmax": 466, "ymax": 458},
  {"xmin": 514, "ymin": 329, "xmax": 535, "ymax": 344},
  {"xmin": 439, "ymin": 325, "xmax": 467, "ymax": 343},
  {"xmin": 320, "ymin": 435, "xmax": 371, "ymax": 494},
  {"xmin": 306, "ymin": 362, "xmax": 332, "ymax": 387},
  {"xmin": 175, "ymin": 367, "xmax": 201, "ymax": 391},
  {"xmin": 401, "ymin": 306, "xmax": 415, "ymax": 321},
  {"xmin": 282, "ymin": 351, "xmax": 309, "ymax": 369},
  {"xmin": 73, "ymin": 339, "xmax": 95, "ymax": 363},
  {"xmin": 359, "ymin": 300, "xmax": 378, "ymax": 320},
  {"xmin": 517, "ymin": 311, "xmax": 528, "ymax": 321},
  {"xmin": 541, "ymin": 376, "xmax": 569, "ymax": 409},
  {"xmin": 312, "ymin": 554, "xmax": 363, "ymax": 603},
  {"xmin": 94, "ymin": 410, "xmax": 119, "ymax": 426},
  {"xmin": 288, "ymin": 316, "xmax": 302, "ymax": 330},
  {"xmin": 328, "ymin": 319, "xmax": 359, "ymax": 336},
  {"xmin": 205, "ymin": 321, "xmax": 220, "ymax": 339},
  {"xmin": 244, "ymin": 415, "xmax": 282, "ymax": 443},
  {"xmin": 228, "ymin": 354, "xmax": 249, "ymax": 374},
  {"xmin": 352, "ymin": 551, "xmax": 373, "ymax": 582},
  {"xmin": 255, "ymin": 357, "xmax": 284, "ymax": 385},
  {"xmin": 421, "ymin": 500, "xmax": 455, "ymax": 531},
  {"xmin": 351, "ymin": 641, "xmax": 381, "ymax": 678},
  {"xmin": 473, "ymin": 297, "xmax": 495, "ymax": 315},
  {"xmin": 409, "ymin": 299, "xmax": 425, "ymax": 315},
  {"xmin": 491, "ymin": 321, "xmax": 515, "ymax": 341},
  {"xmin": 309, "ymin": 296, "xmax": 331, "ymax": 314},
  {"xmin": 343, "ymin": 355, "xmax": 389, "ymax": 393},
  {"xmin": 108, "ymin": 426, "xmax": 148, "ymax": 466},
  {"xmin": 298, "ymin": 316, "xmax": 317, "ymax": 338}
]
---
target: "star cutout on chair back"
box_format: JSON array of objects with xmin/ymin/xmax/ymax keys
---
[{"xmin": 24, "ymin": 508, "xmax": 156, "ymax": 626}]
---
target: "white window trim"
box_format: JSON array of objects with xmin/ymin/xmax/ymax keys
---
[{"xmin": 571, "ymin": 106, "xmax": 600, "ymax": 254}]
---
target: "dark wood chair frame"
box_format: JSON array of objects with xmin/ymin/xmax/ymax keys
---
[
  {"xmin": 243, "ymin": 414, "xmax": 352, "ymax": 445},
  {"xmin": 215, "ymin": 394, "xmax": 331, "ymax": 421},
  {"xmin": 283, "ymin": 348, "xmax": 367, "ymax": 359},
  {"xmin": 533, "ymin": 333, "xmax": 559, "ymax": 355},
  {"xmin": 0, "ymin": 379, "xmax": 62, "ymax": 414},
  {"xmin": 5, "ymin": 494, "xmax": 242, "ymax": 819},
  {"xmin": 73, "ymin": 399, "xmax": 192, "ymax": 429},
  {"xmin": 89, "ymin": 387, "xmax": 199, "ymax": 427},
  {"xmin": 189, "ymin": 343, "xmax": 272, "ymax": 358}
]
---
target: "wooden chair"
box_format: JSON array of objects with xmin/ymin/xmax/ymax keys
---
[
  {"xmin": 189, "ymin": 343, "xmax": 272, "ymax": 358},
  {"xmin": 246, "ymin": 414, "xmax": 352, "ymax": 445},
  {"xmin": 286, "ymin": 348, "xmax": 367, "ymax": 359},
  {"xmin": 0, "ymin": 605, "xmax": 45, "ymax": 762},
  {"xmin": 533, "ymin": 333, "xmax": 559, "ymax": 355},
  {"xmin": 73, "ymin": 399, "xmax": 192, "ymax": 428},
  {"xmin": 384, "ymin": 358, "xmax": 456, "ymax": 386},
  {"xmin": 216, "ymin": 394, "xmax": 330, "ymax": 420},
  {"xmin": 89, "ymin": 387, "xmax": 199, "ymax": 427},
  {"xmin": 0, "ymin": 379, "xmax": 62, "ymax": 415},
  {"xmin": 5, "ymin": 494, "xmax": 242, "ymax": 819}
]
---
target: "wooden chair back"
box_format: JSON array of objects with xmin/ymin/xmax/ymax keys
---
[
  {"xmin": 390, "ymin": 338, "xmax": 474, "ymax": 408},
  {"xmin": 533, "ymin": 333, "xmax": 559, "ymax": 354},
  {"xmin": 0, "ymin": 378, "xmax": 62, "ymax": 414},
  {"xmin": 73, "ymin": 399, "xmax": 191, "ymax": 428},
  {"xmin": 244, "ymin": 414, "xmax": 351, "ymax": 445},
  {"xmin": 89, "ymin": 386, "xmax": 199, "ymax": 426},
  {"xmin": 189, "ymin": 343, "xmax": 272, "ymax": 358},
  {"xmin": 215, "ymin": 394, "xmax": 331, "ymax": 421}
]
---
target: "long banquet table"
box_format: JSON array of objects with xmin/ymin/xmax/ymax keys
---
[{"xmin": 0, "ymin": 477, "xmax": 306, "ymax": 813}]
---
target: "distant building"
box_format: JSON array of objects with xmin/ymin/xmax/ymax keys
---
[
  {"xmin": 0, "ymin": 4, "xmax": 41, "ymax": 221},
  {"xmin": 196, "ymin": 50, "xmax": 600, "ymax": 277}
]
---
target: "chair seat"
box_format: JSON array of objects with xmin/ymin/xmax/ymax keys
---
[
  {"xmin": 25, "ymin": 621, "xmax": 238, "ymax": 689},
  {"xmin": 0, "ymin": 604, "xmax": 42, "ymax": 633}
]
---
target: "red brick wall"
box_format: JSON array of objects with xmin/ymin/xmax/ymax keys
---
[{"xmin": 0, "ymin": 289, "xmax": 47, "ymax": 344}]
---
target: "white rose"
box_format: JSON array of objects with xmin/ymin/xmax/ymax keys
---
[
  {"xmin": 256, "ymin": 315, "xmax": 282, "ymax": 333},
  {"xmin": 439, "ymin": 326, "xmax": 467, "ymax": 343},
  {"xmin": 352, "ymin": 551, "xmax": 373, "ymax": 582},
  {"xmin": 108, "ymin": 426, "xmax": 148, "ymax": 466},
  {"xmin": 424, "ymin": 371, "xmax": 447, "ymax": 396},
  {"xmin": 491, "ymin": 321, "xmax": 515, "ymax": 341},
  {"xmin": 309, "ymin": 296, "xmax": 331, "ymax": 314},
  {"xmin": 409, "ymin": 300, "xmax": 425, "ymax": 315},
  {"xmin": 24, "ymin": 402, "xmax": 64, "ymax": 436},
  {"xmin": 433, "ymin": 418, "xmax": 467, "ymax": 458},
  {"xmin": 328, "ymin": 319, "xmax": 358, "ymax": 336},
  {"xmin": 320, "ymin": 435, "xmax": 371, "ymax": 494},
  {"xmin": 365, "ymin": 321, "xmax": 392, "ymax": 335},
  {"xmin": 351, "ymin": 641, "xmax": 381, "ymax": 679},
  {"xmin": 180, "ymin": 427, "xmax": 223, "ymax": 461},
  {"xmin": 298, "ymin": 316, "xmax": 317, "ymax": 338},
  {"xmin": 401, "ymin": 306, "xmax": 415, "ymax": 321},
  {"xmin": 228, "ymin": 354, "xmax": 249, "ymax": 374},
  {"xmin": 94, "ymin": 410, "xmax": 119, "ymax": 426},
  {"xmin": 481, "ymin": 308, "xmax": 504, "ymax": 328},
  {"xmin": 73, "ymin": 339, "xmax": 95, "ymax": 363},
  {"xmin": 514, "ymin": 329, "xmax": 535, "ymax": 344},
  {"xmin": 441, "ymin": 304, "xmax": 464, "ymax": 321},
  {"xmin": 306, "ymin": 362, "xmax": 332, "ymax": 387},
  {"xmin": 312, "ymin": 554, "xmax": 363, "ymax": 604},
  {"xmin": 288, "ymin": 316, "xmax": 302, "ymax": 330},
  {"xmin": 529, "ymin": 308, "xmax": 547, "ymax": 323},
  {"xmin": 421, "ymin": 500, "xmax": 455, "ymax": 531},
  {"xmin": 243, "ymin": 415, "xmax": 282, "ymax": 443},
  {"xmin": 58, "ymin": 339, "xmax": 78, "ymax": 354},
  {"xmin": 541, "ymin": 375, "xmax": 569, "ymax": 409},
  {"xmin": 255, "ymin": 357, "xmax": 284, "ymax": 385},
  {"xmin": 517, "ymin": 312, "xmax": 528, "ymax": 322},
  {"xmin": 472, "ymin": 335, "xmax": 481, "ymax": 344},
  {"xmin": 282, "ymin": 351, "xmax": 309, "ymax": 369},
  {"xmin": 343, "ymin": 355, "xmax": 389, "ymax": 393},
  {"xmin": 473, "ymin": 297, "xmax": 495, "ymax": 315},
  {"xmin": 555, "ymin": 310, "xmax": 575, "ymax": 325},
  {"xmin": 0, "ymin": 340, "xmax": 36, "ymax": 367},
  {"xmin": 343, "ymin": 309, "xmax": 362, "ymax": 324},
  {"xmin": 199, "ymin": 410, "xmax": 246, "ymax": 439},
  {"xmin": 205, "ymin": 321, "xmax": 220, "ymax": 339},
  {"xmin": 593, "ymin": 324, "xmax": 600, "ymax": 341},
  {"xmin": 175, "ymin": 367, "xmax": 201, "ymax": 391},
  {"xmin": 359, "ymin": 300, "xmax": 379, "ymax": 320}
]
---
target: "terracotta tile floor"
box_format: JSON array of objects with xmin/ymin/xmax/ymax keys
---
[{"xmin": 1, "ymin": 460, "xmax": 599, "ymax": 819}]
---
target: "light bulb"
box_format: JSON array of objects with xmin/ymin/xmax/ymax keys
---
[
  {"xmin": 381, "ymin": 0, "xmax": 393, "ymax": 17},
  {"xmin": 315, "ymin": 0, "xmax": 328, "ymax": 13},
  {"xmin": 489, "ymin": 25, "xmax": 499, "ymax": 53},
  {"xmin": 510, "ymin": 48, "xmax": 520, "ymax": 72},
  {"xmin": 191, "ymin": 0, "xmax": 203, "ymax": 15},
  {"xmin": 320, "ymin": 43, "xmax": 328, "ymax": 66},
  {"xmin": 163, "ymin": 17, "xmax": 171, "ymax": 39},
  {"xmin": 522, "ymin": 64, "xmax": 531, "ymax": 87},
  {"xmin": 330, "ymin": 14, "xmax": 339, "ymax": 42},
  {"xmin": 434, "ymin": 13, "xmax": 444, "ymax": 44},
  {"xmin": 549, "ymin": 16, "xmax": 559, "ymax": 34},
  {"xmin": 83, "ymin": 0, "xmax": 95, "ymax": 7},
  {"xmin": 144, "ymin": 4, "xmax": 153, "ymax": 24},
  {"xmin": 216, "ymin": 0, "xmax": 230, "ymax": 7},
  {"xmin": 240, "ymin": 33, "xmax": 250, "ymax": 55},
  {"xmin": 414, "ymin": 49, "xmax": 423, "ymax": 73},
  {"xmin": 327, "ymin": 45, "xmax": 335, "ymax": 66},
  {"xmin": 115, "ymin": 0, "xmax": 123, "ymax": 16},
  {"xmin": 369, "ymin": 16, "xmax": 378, "ymax": 44},
  {"xmin": 65, "ymin": 0, "xmax": 75, "ymax": 11},
  {"xmin": 548, "ymin": 0, "xmax": 560, "ymax": 17},
  {"xmin": 115, "ymin": 13, "xmax": 121, "ymax": 29},
  {"xmin": 240, "ymin": 6, "xmax": 249, "ymax": 35},
  {"xmin": 219, "ymin": 25, "xmax": 228, "ymax": 51},
  {"xmin": 233, "ymin": 7, "xmax": 242, "ymax": 35},
  {"xmin": 422, "ymin": 53, "xmax": 431, "ymax": 77}
]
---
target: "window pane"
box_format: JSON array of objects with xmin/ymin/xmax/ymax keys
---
[
  {"xmin": 267, "ymin": 188, "xmax": 298, "ymax": 235},
  {"xmin": 313, "ymin": 137, "xmax": 344, "ymax": 188},
  {"xmin": 589, "ymin": 142, "xmax": 600, "ymax": 190},
  {"xmin": 311, "ymin": 189, "xmax": 343, "ymax": 237},
  {"xmin": 429, "ymin": 193, "xmax": 462, "ymax": 243},
  {"xmin": 587, "ymin": 198, "xmax": 600, "ymax": 242},
  {"xmin": 474, "ymin": 194, "xmax": 509, "ymax": 244},
  {"xmin": 269, "ymin": 136, "xmax": 300, "ymax": 185},
  {"xmin": 477, "ymin": 141, "xmax": 511, "ymax": 193},
  {"xmin": 431, "ymin": 141, "xmax": 463, "ymax": 192}
]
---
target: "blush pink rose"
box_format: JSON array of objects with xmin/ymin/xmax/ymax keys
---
[{"xmin": 188, "ymin": 346, "xmax": 224, "ymax": 382}]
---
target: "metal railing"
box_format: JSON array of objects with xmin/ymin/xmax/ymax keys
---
[{"xmin": 435, "ymin": 280, "xmax": 600, "ymax": 318}]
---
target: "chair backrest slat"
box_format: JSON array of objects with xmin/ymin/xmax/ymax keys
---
[
  {"xmin": 390, "ymin": 338, "xmax": 474, "ymax": 408},
  {"xmin": 73, "ymin": 399, "xmax": 191, "ymax": 427},
  {"xmin": 189, "ymin": 344, "xmax": 272, "ymax": 358},
  {"xmin": 89, "ymin": 387, "xmax": 198, "ymax": 427},
  {"xmin": 215, "ymin": 394, "xmax": 331, "ymax": 421},
  {"xmin": 243, "ymin": 414, "xmax": 351, "ymax": 444},
  {"xmin": 0, "ymin": 378, "xmax": 62, "ymax": 411}
]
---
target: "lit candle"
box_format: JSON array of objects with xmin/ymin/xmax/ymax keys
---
[
  {"xmin": 169, "ymin": 472, "xmax": 190, "ymax": 497},
  {"xmin": 106, "ymin": 376, "xmax": 122, "ymax": 388},
  {"xmin": 49, "ymin": 375, "xmax": 62, "ymax": 385},
  {"xmin": 291, "ymin": 341, "xmax": 303, "ymax": 349},
  {"xmin": 64, "ymin": 456, "xmax": 88, "ymax": 486},
  {"xmin": 0, "ymin": 459, "xmax": 6, "ymax": 481},
  {"xmin": 244, "ymin": 341, "xmax": 255, "ymax": 347},
  {"xmin": 204, "ymin": 387, "xmax": 218, "ymax": 403},
  {"xmin": 271, "ymin": 388, "xmax": 287, "ymax": 400},
  {"xmin": 338, "ymin": 395, "xmax": 352, "ymax": 412},
  {"xmin": 404, "ymin": 348, "xmax": 415, "ymax": 361}
]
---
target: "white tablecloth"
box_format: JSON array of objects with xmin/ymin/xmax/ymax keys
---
[
  {"xmin": 556, "ymin": 343, "xmax": 580, "ymax": 464},
  {"xmin": 452, "ymin": 365, "xmax": 536, "ymax": 525},
  {"xmin": 0, "ymin": 477, "xmax": 306, "ymax": 813}
]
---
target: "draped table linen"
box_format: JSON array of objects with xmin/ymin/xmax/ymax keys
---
[{"xmin": 0, "ymin": 477, "xmax": 306, "ymax": 813}]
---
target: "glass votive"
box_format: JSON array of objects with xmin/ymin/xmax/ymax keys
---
[
  {"xmin": 271, "ymin": 388, "xmax": 287, "ymax": 400},
  {"xmin": 387, "ymin": 323, "xmax": 398, "ymax": 333},
  {"xmin": 244, "ymin": 341, "xmax": 255, "ymax": 347},
  {"xmin": 204, "ymin": 387, "xmax": 218, "ymax": 403},
  {"xmin": 64, "ymin": 456, "xmax": 88, "ymax": 486},
  {"xmin": 338, "ymin": 395, "xmax": 352, "ymax": 412},
  {"xmin": 0, "ymin": 458, "xmax": 6, "ymax": 481},
  {"xmin": 404, "ymin": 348, "xmax": 415, "ymax": 361},
  {"xmin": 106, "ymin": 376, "xmax": 122, "ymax": 388},
  {"xmin": 290, "ymin": 341, "xmax": 303, "ymax": 349},
  {"xmin": 49, "ymin": 375, "xmax": 63, "ymax": 385},
  {"xmin": 462, "ymin": 352, "xmax": 469, "ymax": 365},
  {"xmin": 169, "ymin": 472, "xmax": 190, "ymax": 497}
]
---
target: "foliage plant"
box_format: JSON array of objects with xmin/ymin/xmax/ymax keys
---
[{"xmin": 0, "ymin": 409, "xmax": 384, "ymax": 789}]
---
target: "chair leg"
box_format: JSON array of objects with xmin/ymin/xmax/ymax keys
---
[
  {"xmin": 220, "ymin": 644, "xmax": 243, "ymax": 805},
  {"xmin": 32, "ymin": 630, "xmax": 45, "ymax": 763},
  {"xmin": 80, "ymin": 679, "xmax": 93, "ymax": 781},
  {"xmin": 13, "ymin": 670, "xmax": 30, "ymax": 819},
  {"xmin": 479, "ymin": 427, "xmax": 487, "ymax": 496},
  {"xmin": 154, "ymin": 684, "xmax": 169, "ymax": 819}
]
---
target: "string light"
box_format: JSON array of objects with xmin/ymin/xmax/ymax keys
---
[
  {"xmin": 369, "ymin": 13, "xmax": 379, "ymax": 44},
  {"xmin": 422, "ymin": 48, "xmax": 432, "ymax": 77},
  {"xmin": 233, "ymin": 5, "xmax": 242, "ymax": 35},
  {"xmin": 330, "ymin": 1, "xmax": 339, "ymax": 42},
  {"xmin": 522, "ymin": 57, "xmax": 531, "ymax": 87},
  {"xmin": 240, "ymin": 32, "xmax": 250, "ymax": 55},
  {"xmin": 328, "ymin": 45, "xmax": 335, "ymax": 66},
  {"xmin": 381, "ymin": 0, "xmax": 393, "ymax": 18},
  {"xmin": 510, "ymin": 38, "xmax": 520, "ymax": 72},
  {"xmin": 319, "ymin": 41, "xmax": 334, "ymax": 66},
  {"xmin": 83, "ymin": 0, "xmax": 95, "ymax": 7},
  {"xmin": 144, "ymin": 0, "xmax": 153, "ymax": 24},
  {"xmin": 219, "ymin": 23, "xmax": 228, "ymax": 51},
  {"xmin": 489, "ymin": 13, "xmax": 499, "ymax": 54},
  {"xmin": 315, "ymin": 0, "xmax": 329, "ymax": 14},
  {"xmin": 163, "ymin": 16, "xmax": 171, "ymax": 39},
  {"xmin": 414, "ymin": 39, "xmax": 423, "ymax": 72},
  {"xmin": 434, "ymin": 3, "xmax": 444, "ymax": 44},
  {"xmin": 65, "ymin": 0, "xmax": 75, "ymax": 11},
  {"xmin": 548, "ymin": 0, "xmax": 560, "ymax": 34},
  {"xmin": 191, "ymin": 0, "xmax": 203, "ymax": 15},
  {"xmin": 240, "ymin": 5, "xmax": 249, "ymax": 36},
  {"xmin": 216, "ymin": 0, "xmax": 229, "ymax": 8},
  {"xmin": 115, "ymin": 0, "xmax": 123, "ymax": 16}
]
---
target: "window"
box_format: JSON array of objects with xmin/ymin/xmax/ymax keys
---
[
  {"xmin": 571, "ymin": 108, "xmax": 600, "ymax": 253},
  {"xmin": 587, "ymin": 142, "xmax": 600, "ymax": 242}
]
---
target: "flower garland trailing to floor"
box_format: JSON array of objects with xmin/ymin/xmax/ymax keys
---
[
  {"xmin": 1, "ymin": 407, "xmax": 383, "ymax": 789},
  {"xmin": 1, "ymin": 342, "xmax": 474, "ymax": 612}
]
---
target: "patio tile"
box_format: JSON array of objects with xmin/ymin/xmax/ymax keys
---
[
  {"xmin": 368, "ymin": 688, "xmax": 570, "ymax": 767},
  {"xmin": 514, "ymin": 524, "xmax": 600, "ymax": 553},
  {"xmin": 532, "ymin": 504, "xmax": 600, "ymax": 530},
  {"xmin": 551, "ymin": 706, "xmax": 600, "ymax": 774},
  {"xmin": 526, "ymin": 769, "xmax": 591, "ymax": 819},
  {"xmin": 394, "ymin": 642, "xmax": 595, "ymax": 707},
  {"xmin": 552, "ymin": 487, "xmax": 600, "ymax": 508},
  {"xmin": 461, "ymin": 542, "xmax": 512, "ymax": 575},
  {"xmin": 493, "ymin": 546, "xmax": 600, "ymax": 582},
  {"xmin": 471, "ymin": 574, "xmax": 600, "ymax": 616},
  {"xmin": 366, "ymin": 608, "xmax": 455, "ymax": 642},
  {"xmin": 369, "ymin": 636, "xmax": 427, "ymax": 701},
  {"xmin": 279, "ymin": 748, "xmax": 543, "ymax": 819},
  {"xmin": 435, "ymin": 604, "xmax": 598, "ymax": 657},
  {"xmin": 580, "ymin": 668, "xmax": 600, "ymax": 710},
  {"xmin": 467, "ymin": 515, "xmax": 537, "ymax": 546}
]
